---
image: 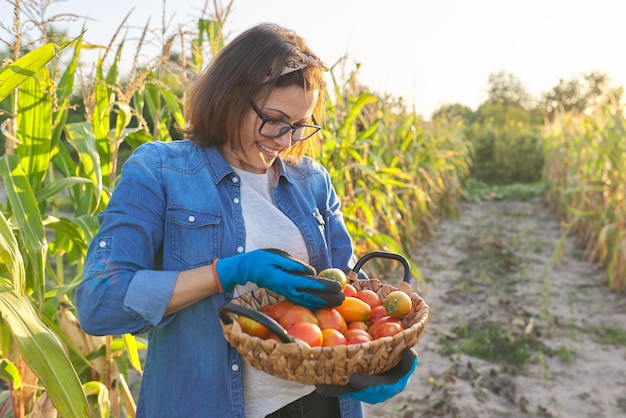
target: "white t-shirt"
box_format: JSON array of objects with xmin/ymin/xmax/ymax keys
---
[{"xmin": 231, "ymin": 166, "xmax": 315, "ymax": 418}]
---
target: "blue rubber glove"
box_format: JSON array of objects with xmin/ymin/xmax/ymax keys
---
[
  {"xmin": 316, "ymin": 348, "xmax": 418, "ymax": 404},
  {"xmin": 214, "ymin": 248, "xmax": 344, "ymax": 311}
]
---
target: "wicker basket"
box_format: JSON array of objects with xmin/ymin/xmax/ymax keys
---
[{"xmin": 218, "ymin": 251, "xmax": 430, "ymax": 386}]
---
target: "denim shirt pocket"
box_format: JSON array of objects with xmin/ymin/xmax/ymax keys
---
[
  {"xmin": 170, "ymin": 209, "xmax": 221, "ymax": 268},
  {"xmin": 89, "ymin": 236, "xmax": 112, "ymax": 272}
]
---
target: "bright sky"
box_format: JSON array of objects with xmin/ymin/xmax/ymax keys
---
[{"xmin": 3, "ymin": 0, "xmax": 625, "ymax": 117}]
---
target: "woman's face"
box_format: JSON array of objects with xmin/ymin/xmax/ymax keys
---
[{"xmin": 220, "ymin": 85, "xmax": 319, "ymax": 173}]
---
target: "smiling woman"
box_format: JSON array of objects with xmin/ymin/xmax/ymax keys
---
[{"xmin": 74, "ymin": 21, "xmax": 418, "ymax": 418}]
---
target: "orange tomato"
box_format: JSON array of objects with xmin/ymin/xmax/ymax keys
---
[
  {"xmin": 286, "ymin": 321, "xmax": 323, "ymax": 347},
  {"xmin": 278, "ymin": 305, "xmax": 318, "ymax": 329},
  {"xmin": 335, "ymin": 296, "xmax": 371, "ymax": 323},
  {"xmin": 237, "ymin": 316, "xmax": 269, "ymax": 339},
  {"xmin": 343, "ymin": 283, "xmax": 357, "ymax": 297},
  {"xmin": 321, "ymin": 329, "xmax": 348, "ymax": 347},
  {"xmin": 383, "ymin": 291, "xmax": 412, "ymax": 318},
  {"xmin": 315, "ymin": 308, "xmax": 348, "ymax": 333},
  {"xmin": 356, "ymin": 289, "xmax": 382, "ymax": 308}
]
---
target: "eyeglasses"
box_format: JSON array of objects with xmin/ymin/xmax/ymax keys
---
[{"xmin": 250, "ymin": 102, "xmax": 321, "ymax": 142}]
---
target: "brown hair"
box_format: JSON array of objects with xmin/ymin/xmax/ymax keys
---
[{"xmin": 181, "ymin": 23, "xmax": 328, "ymax": 162}]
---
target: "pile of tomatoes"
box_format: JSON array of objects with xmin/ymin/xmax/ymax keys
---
[{"xmin": 237, "ymin": 273, "xmax": 413, "ymax": 349}]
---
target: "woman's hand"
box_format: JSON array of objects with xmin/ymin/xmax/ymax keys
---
[
  {"xmin": 316, "ymin": 348, "xmax": 418, "ymax": 404},
  {"xmin": 214, "ymin": 249, "xmax": 345, "ymax": 310}
]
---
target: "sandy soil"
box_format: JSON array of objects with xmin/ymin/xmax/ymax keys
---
[{"xmin": 363, "ymin": 199, "xmax": 626, "ymax": 418}]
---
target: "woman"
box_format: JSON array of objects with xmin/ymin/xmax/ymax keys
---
[{"xmin": 76, "ymin": 23, "xmax": 416, "ymax": 418}]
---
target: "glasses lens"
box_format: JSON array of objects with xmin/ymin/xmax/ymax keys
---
[
  {"xmin": 292, "ymin": 125, "xmax": 319, "ymax": 141},
  {"xmin": 259, "ymin": 120, "xmax": 292, "ymax": 138}
]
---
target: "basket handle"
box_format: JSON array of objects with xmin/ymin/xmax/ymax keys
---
[
  {"xmin": 218, "ymin": 302, "xmax": 295, "ymax": 344},
  {"xmin": 352, "ymin": 251, "xmax": 411, "ymax": 283}
]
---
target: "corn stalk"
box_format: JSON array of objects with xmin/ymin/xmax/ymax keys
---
[{"xmin": 543, "ymin": 103, "xmax": 626, "ymax": 290}]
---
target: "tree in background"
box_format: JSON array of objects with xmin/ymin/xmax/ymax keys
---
[
  {"xmin": 542, "ymin": 71, "xmax": 624, "ymax": 120},
  {"xmin": 484, "ymin": 71, "xmax": 533, "ymax": 109},
  {"xmin": 432, "ymin": 69, "xmax": 624, "ymax": 187}
]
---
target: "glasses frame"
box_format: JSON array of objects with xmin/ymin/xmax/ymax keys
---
[{"xmin": 250, "ymin": 102, "xmax": 321, "ymax": 142}]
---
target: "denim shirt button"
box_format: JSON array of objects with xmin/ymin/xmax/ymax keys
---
[
  {"xmin": 231, "ymin": 176, "xmax": 239, "ymax": 183},
  {"xmin": 231, "ymin": 364, "xmax": 239, "ymax": 372},
  {"xmin": 99, "ymin": 240, "xmax": 107, "ymax": 248},
  {"xmin": 188, "ymin": 215, "xmax": 195, "ymax": 222},
  {"xmin": 233, "ymin": 198, "xmax": 240, "ymax": 204},
  {"xmin": 237, "ymin": 247, "xmax": 244, "ymax": 253}
]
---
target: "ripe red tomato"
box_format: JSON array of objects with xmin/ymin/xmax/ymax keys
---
[
  {"xmin": 286, "ymin": 321, "xmax": 323, "ymax": 347},
  {"xmin": 335, "ymin": 297, "xmax": 371, "ymax": 323},
  {"xmin": 356, "ymin": 289, "xmax": 382, "ymax": 308},
  {"xmin": 369, "ymin": 305, "xmax": 388, "ymax": 324},
  {"xmin": 279, "ymin": 305, "xmax": 318, "ymax": 329},
  {"xmin": 237, "ymin": 316, "xmax": 269, "ymax": 339},
  {"xmin": 315, "ymin": 308, "xmax": 347, "ymax": 333},
  {"xmin": 266, "ymin": 300, "xmax": 298, "ymax": 321},
  {"xmin": 372, "ymin": 321, "xmax": 404, "ymax": 339},
  {"xmin": 343, "ymin": 283, "xmax": 357, "ymax": 297},
  {"xmin": 321, "ymin": 329, "xmax": 348, "ymax": 347},
  {"xmin": 347, "ymin": 335, "xmax": 372, "ymax": 345},
  {"xmin": 383, "ymin": 290, "xmax": 413, "ymax": 318},
  {"xmin": 259, "ymin": 304, "xmax": 273, "ymax": 316},
  {"xmin": 367, "ymin": 316, "xmax": 403, "ymax": 338},
  {"xmin": 347, "ymin": 321, "xmax": 368, "ymax": 331},
  {"xmin": 344, "ymin": 328, "xmax": 373, "ymax": 342}
]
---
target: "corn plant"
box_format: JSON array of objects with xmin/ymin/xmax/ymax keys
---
[
  {"xmin": 320, "ymin": 60, "xmax": 471, "ymax": 282},
  {"xmin": 543, "ymin": 103, "xmax": 626, "ymax": 290},
  {"xmin": 0, "ymin": 39, "xmax": 92, "ymax": 417}
]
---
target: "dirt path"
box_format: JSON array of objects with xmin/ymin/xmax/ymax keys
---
[{"xmin": 363, "ymin": 199, "xmax": 626, "ymax": 418}]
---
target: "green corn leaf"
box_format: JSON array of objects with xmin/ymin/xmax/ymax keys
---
[
  {"xmin": 83, "ymin": 380, "xmax": 111, "ymax": 418},
  {"xmin": 0, "ymin": 358, "xmax": 21, "ymax": 388},
  {"xmin": 64, "ymin": 122, "xmax": 104, "ymax": 214},
  {"xmin": 106, "ymin": 41, "xmax": 124, "ymax": 88},
  {"xmin": 356, "ymin": 118, "xmax": 380, "ymax": 140},
  {"xmin": 198, "ymin": 19, "xmax": 224, "ymax": 58},
  {"xmin": 44, "ymin": 215, "xmax": 89, "ymax": 261},
  {"xmin": 123, "ymin": 333, "xmax": 143, "ymax": 373},
  {"xmin": 34, "ymin": 176, "xmax": 92, "ymax": 204},
  {"xmin": 160, "ymin": 87, "xmax": 185, "ymax": 129},
  {"xmin": 0, "ymin": 281, "xmax": 90, "ymax": 417},
  {"xmin": 0, "ymin": 210, "xmax": 25, "ymax": 293},
  {"xmin": 144, "ymin": 81, "xmax": 160, "ymax": 124},
  {"xmin": 339, "ymin": 94, "xmax": 377, "ymax": 138},
  {"xmin": 16, "ymin": 66, "xmax": 53, "ymax": 192},
  {"xmin": 0, "ymin": 42, "xmax": 59, "ymax": 101},
  {"xmin": 0, "ymin": 155, "xmax": 46, "ymax": 297},
  {"xmin": 52, "ymin": 35, "xmax": 83, "ymax": 146},
  {"xmin": 93, "ymin": 57, "xmax": 113, "ymax": 185},
  {"xmin": 114, "ymin": 102, "xmax": 132, "ymax": 139}
]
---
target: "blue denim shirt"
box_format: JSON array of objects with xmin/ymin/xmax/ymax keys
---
[{"xmin": 76, "ymin": 140, "xmax": 363, "ymax": 418}]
